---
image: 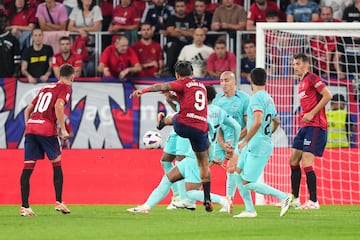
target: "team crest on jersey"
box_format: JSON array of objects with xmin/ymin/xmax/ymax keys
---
[{"xmin": 151, "ymin": 48, "xmax": 156, "ymax": 54}]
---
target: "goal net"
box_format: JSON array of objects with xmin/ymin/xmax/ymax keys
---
[{"xmin": 255, "ymin": 22, "xmax": 360, "ymax": 205}]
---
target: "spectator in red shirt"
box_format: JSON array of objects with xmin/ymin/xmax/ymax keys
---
[
  {"xmin": 131, "ymin": 23, "xmax": 163, "ymax": 78},
  {"xmin": 6, "ymin": 0, "xmax": 37, "ymax": 50},
  {"xmin": 52, "ymin": 36, "xmax": 83, "ymax": 79},
  {"xmin": 98, "ymin": 36, "xmax": 141, "ymax": 80},
  {"xmin": 108, "ymin": 0, "xmax": 141, "ymax": 45},
  {"xmin": 246, "ymin": 0, "xmax": 284, "ymax": 30},
  {"xmin": 311, "ymin": 6, "xmax": 340, "ymax": 78},
  {"xmin": 207, "ymin": 38, "xmax": 236, "ymax": 77}
]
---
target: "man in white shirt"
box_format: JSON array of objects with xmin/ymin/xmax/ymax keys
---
[{"xmin": 177, "ymin": 28, "xmax": 213, "ymax": 78}]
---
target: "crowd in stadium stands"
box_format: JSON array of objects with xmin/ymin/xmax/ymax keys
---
[{"xmin": 0, "ymin": 0, "xmax": 360, "ymax": 80}]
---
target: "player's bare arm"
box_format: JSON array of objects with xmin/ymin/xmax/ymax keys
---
[
  {"xmin": 55, "ymin": 99, "xmax": 69, "ymax": 139},
  {"xmin": 302, "ymin": 87, "xmax": 332, "ymax": 123},
  {"xmin": 130, "ymin": 83, "xmax": 171, "ymax": 98},
  {"xmin": 24, "ymin": 103, "xmax": 35, "ymax": 126}
]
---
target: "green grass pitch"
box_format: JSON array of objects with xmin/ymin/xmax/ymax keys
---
[{"xmin": 1, "ymin": 205, "xmax": 360, "ymax": 240}]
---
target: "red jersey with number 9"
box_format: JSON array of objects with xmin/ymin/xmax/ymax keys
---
[
  {"xmin": 168, "ymin": 78, "xmax": 209, "ymax": 132},
  {"xmin": 25, "ymin": 82, "xmax": 72, "ymax": 136}
]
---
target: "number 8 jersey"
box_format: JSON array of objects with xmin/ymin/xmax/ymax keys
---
[{"xmin": 25, "ymin": 82, "xmax": 72, "ymax": 136}]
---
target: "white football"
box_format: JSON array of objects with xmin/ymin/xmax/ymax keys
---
[{"xmin": 143, "ymin": 130, "xmax": 162, "ymax": 149}]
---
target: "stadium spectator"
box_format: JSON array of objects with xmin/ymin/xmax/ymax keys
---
[
  {"xmin": 68, "ymin": 0, "xmax": 102, "ymax": 32},
  {"xmin": 36, "ymin": 0, "xmax": 68, "ymax": 31},
  {"xmin": 311, "ymin": 6, "xmax": 340, "ymax": 78},
  {"xmin": 240, "ymin": 40, "xmax": 256, "ymax": 82},
  {"xmin": 161, "ymin": 0, "xmax": 195, "ymax": 77},
  {"xmin": 63, "ymin": 0, "xmax": 78, "ymax": 16},
  {"xmin": 265, "ymin": 8, "xmax": 281, "ymax": 22},
  {"xmin": 177, "ymin": 28, "xmax": 213, "ymax": 78},
  {"xmin": 0, "ymin": 13, "xmax": 21, "ymax": 77},
  {"xmin": 52, "ymin": 36, "xmax": 83, "ymax": 79},
  {"xmin": 319, "ymin": 0, "xmax": 352, "ymax": 20},
  {"xmin": 20, "ymin": 64, "xmax": 74, "ymax": 217},
  {"xmin": 326, "ymin": 94, "xmax": 356, "ymax": 148},
  {"xmin": 141, "ymin": 0, "xmax": 175, "ymax": 35},
  {"xmin": 246, "ymin": 0, "xmax": 283, "ymax": 30},
  {"xmin": 211, "ymin": 0, "xmax": 246, "ymax": 35},
  {"xmin": 6, "ymin": 0, "xmax": 37, "ymax": 50},
  {"xmin": 21, "ymin": 28, "xmax": 54, "ymax": 83},
  {"xmin": 342, "ymin": 0, "xmax": 360, "ymax": 22},
  {"xmin": 131, "ymin": 61, "xmax": 213, "ymax": 212},
  {"xmin": 212, "ymin": 71, "xmax": 249, "ymax": 212},
  {"xmin": 334, "ymin": 36, "xmax": 360, "ymax": 80},
  {"xmin": 100, "ymin": 0, "xmax": 113, "ymax": 31},
  {"xmin": 234, "ymin": 68, "xmax": 292, "ymax": 218},
  {"xmin": 207, "ymin": 38, "xmax": 236, "ymax": 78},
  {"xmin": 314, "ymin": 5, "xmax": 342, "ymax": 22},
  {"xmin": 127, "ymin": 85, "xmax": 238, "ymax": 214},
  {"xmin": 131, "ymin": 23, "xmax": 163, "ymax": 78},
  {"xmin": 68, "ymin": 0, "xmax": 103, "ymax": 77},
  {"xmin": 98, "ymin": 36, "xmax": 141, "ymax": 80},
  {"xmin": 289, "ymin": 53, "xmax": 332, "ymax": 210},
  {"xmin": 286, "ymin": 0, "xmax": 320, "ymax": 22},
  {"xmin": 108, "ymin": 0, "xmax": 140, "ymax": 45},
  {"xmin": 190, "ymin": 0, "xmax": 213, "ymax": 32},
  {"xmin": 35, "ymin": 0, "xmax": 69, "ymax": 53}
]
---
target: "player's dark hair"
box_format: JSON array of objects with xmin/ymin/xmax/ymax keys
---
[
  {"xmin": 206, "ymin": 85, "xmax": 217, "ymax": 103},
  {"xmin": 59, "ymin": 36, "xmax": 71, "ymax": 42},
  {"xmin": 250, "ymin": 68, "xmax": 267, "ymax": 86},
  {"xmin": 60, "ymin": 64, "xmax": 75, "ymax": 78},
  {"xmin": 174, "ymin": 61, "xmax": 193, "ymax": 77},
  {"xmin": 293, "ymin": 53, "xmax": 309, "ymax": 63}
]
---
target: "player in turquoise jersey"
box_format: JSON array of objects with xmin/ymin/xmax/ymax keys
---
[
  {"xmin": 127, "ymin": 86, "xmax": 241, "ymax": 213},
  {"xmin": 162, "ymin": 95, "xmax": 197, "ymax": 210},
  {"xmin": 233, "ymin": 68, "xmax": 292, "ymax": 218},
  {"xmin": 212, "ymin": 71, "xmax": 249, "ymax": 211}
]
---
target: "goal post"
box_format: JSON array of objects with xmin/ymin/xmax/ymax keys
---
[{"xmin": 253, "ymin": 22, "xmax": 360, "ymax": 205}]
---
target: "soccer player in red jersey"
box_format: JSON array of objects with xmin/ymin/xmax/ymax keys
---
[
  {"xmin": 20, "ymin": 64, "xmax": 75, "ymax": 217},
  {"xmin": 52, "ymin": 36, "xmax": 83, "ymax": 79},
  {"xmin": 98, "ymin": 36, "xmax": 141, "ymax": 79},
  {"xmin": 289, "ymin": 53, "xmax": 332, "ymax": 210},
  {"xmin": 131, "ymin": 23, "xmax": 163, "ymax": 78},
  {"xmin": 131, "ymin": 61, "xmax": 213, "ymax": 212}
]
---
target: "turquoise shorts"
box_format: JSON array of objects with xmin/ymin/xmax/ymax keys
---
[
  {"xmin": 176, "ymin": 156, "xmax": 201, "ymax": 183},
  {"xmin": 236, "ymin": 141, "xmax": 273, "ymax": 183},
  {"xmin": 164, "ymin": 131, "xmax": 191, "ymax": 156}
]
